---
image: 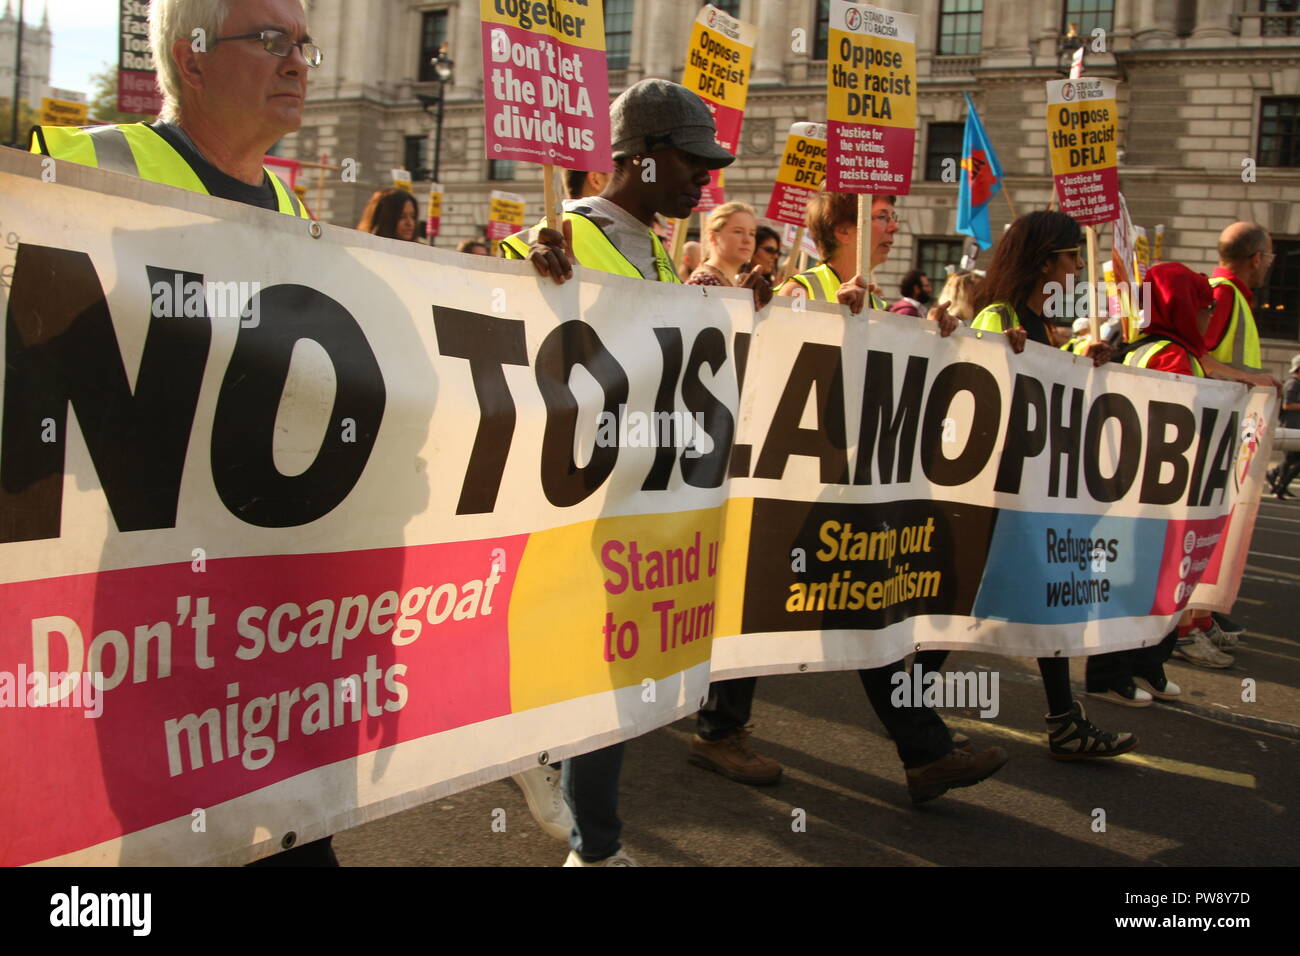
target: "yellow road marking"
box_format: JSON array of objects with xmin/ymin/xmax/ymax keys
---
[{"xmin": 944, "ymin": 717, "xmax": 1256, "ymax": 789}]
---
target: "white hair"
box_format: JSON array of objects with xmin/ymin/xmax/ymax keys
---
[
  {"xmin": 149, "ymin": 0, "xmax": 307, "ymax": 123},
  {"xmin": 149, "ymin": 0, "xmax": 230, "ymax": 123}
]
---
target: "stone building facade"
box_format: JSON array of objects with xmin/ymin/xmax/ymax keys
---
[
  {"xmin": 288, "ymin": 0, "xmax": 1300, "ymax": 371},
  {"xmin": 0, "ymin": 1, "xmax": 52, "ymax": 111}
]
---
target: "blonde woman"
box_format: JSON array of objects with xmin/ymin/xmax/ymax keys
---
[
  {"xmin": 937, "ymin": 269, "xmax": 980, "ymax": 322},
  {"xmin": 686, "ymin": 201, "xmax": 773, "ymax": 309}
]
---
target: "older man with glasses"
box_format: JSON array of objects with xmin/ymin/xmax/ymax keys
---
[
  {"xmin": 32, "ymin": 0, "xmax": 316, "ymax": 218},
  {"xmin": 32, "ymin": 0, "xmax": 332, "ymax": 866}
]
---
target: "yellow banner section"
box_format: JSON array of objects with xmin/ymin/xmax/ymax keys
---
[
  {"xmin": 480, "ymin": 0, "xmax": 606, "ymax": 52},
  {"xmin": 680, "ymin": 9, "xmax": 755, "ymax": 110},
  {"xmin": 508, "ymin": 506, "xmax": 740, "ymax": 711},
  {"xmin": 39, "ymin": 98, "xmax": 89, "ymax": 127},
  {"xmin": 775, "ymin": 126, "xmax": 827, "ymax": 188},
  {"xmin": 1045, "ymin": 91, "xmax": 1118, "ymax": 176},
  {"xmin": 427, "ymin": 190, "xmax": 444, "ymax": 218},
  {"xmin": 826, "ymin": 30, "xmax": 916, "ymax": 128}
]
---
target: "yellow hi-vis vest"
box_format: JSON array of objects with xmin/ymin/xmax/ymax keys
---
[
  {"xmin": 1122, "ymin": 338, "xmax": 1205, "ymax": 378},
  {"xmin": 500, "ymin": 212, "xmax": 680, "ymax": 283},
  {"xmin": 1060, "ymin": 334, "xmax": 1090, "ymax": 356},
  {"xmin": 971, "ymin": 302, "xmax": 1021, "ymax": 333},
  {"xmin": 787, "ymin": 262, "xmax": 886, "ymax": 309},
  {"xmin": 1207, "ymin": 276, "xmax": 1261, "ymax": 369},
  {"xmin": 31, "ymin": 123, "xmax": 310, "ymax": 219}
]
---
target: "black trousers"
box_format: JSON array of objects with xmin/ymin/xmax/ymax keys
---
[
  {"xmin": 1085, "ymin": 629, "xmax": 1179, "ymax": 691},
  {"xmin": 697, "ymin": 663, "xmax": 954, "ymax": 769}
]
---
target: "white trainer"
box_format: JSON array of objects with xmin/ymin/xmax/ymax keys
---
[
  {"xmin": 563, "ymin": 848, "xmax": 640, "ymax": 867},
  {"xmin": 1133, "ymin": 675, "xmax": 1182, "ymax": 700},
  {"xmin": 1172, "ymin": 629, "xmax": 1234, "ymax": 669},
  {"xmin": 511, "ymin": 766, "xmax": 573, "ymax": 842}
]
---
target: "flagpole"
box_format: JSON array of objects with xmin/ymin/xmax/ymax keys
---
[{"xmin": 1003, "ymin": 187, "xmax": 1018, "ymax": 221}]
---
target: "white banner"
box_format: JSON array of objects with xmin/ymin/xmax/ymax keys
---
[{"xmin": 0, "ymin": 151, "xmax": 1271, "ymax": 865}]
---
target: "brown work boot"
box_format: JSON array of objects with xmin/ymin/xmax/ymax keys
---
[
  {"xmin": 905, "ymin": 745, "xmax": 1008, "ymax": 804},
  {"xmin": 688, "ymin": 726, "xmax": 783, "ymax": 785}
]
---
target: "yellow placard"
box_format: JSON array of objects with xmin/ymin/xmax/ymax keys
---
[
  {"xmin": 774, "ymin": 123, "xmax": 828, "ymax": 188},
  {"xmin": 489, "ymin": 197, "xmax": 526, "ymax": 226},
  {"xmin": 680, "ymin": 11, "xmax": 756, "ymax": 111},
  {"xmin": 1045, "ymin": 80, "xmax": 1118, "ymax": 177},
  {"xmin": 427, "ymin": 190, "xmax": 444, "ymax": 218},
  {"xmin": 826, "ymin": 6, "xmax": 917, "ymax": 129},
  {"xmin": 480, "ymin": 0, "xmax": 605, "ymax": 52},
  {"xmin": 39, "ymin": 98, "xmax": 89, "ymax": 127}
]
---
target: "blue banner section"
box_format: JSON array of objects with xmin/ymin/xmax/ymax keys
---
[{"xmin": 972, "ymin": 511, "xmax": 1166, "ymax": 624}]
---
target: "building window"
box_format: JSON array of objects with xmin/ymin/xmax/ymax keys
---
[
  {"xmin": 1062, "ymin": 0, "xmax": 1115, "ymax": 38},
  {"xmin": 489, "ymin": 160, "xmax": 516, "ymax": 181},
  {"xmin": 418, "ymin": 9, "xmax": 449, "ymax": 83},
  {"xmin": 708, "ymin": 0, "xmax": 742, "ymax": 16},
  {"xmin": 937, "ymin": 0, "xmax": 983, "ymax": 55},
  {"xmin": 404, "ymin": 135, "xmax": 429, "ymax": 181},
  {"xmin": 606, "ymin": 0, "xmax": 634, "ymax": 70},
  {"xmin": 1259, "ymin": 97, "xmax": 1300, "ymax": 167},
  {"xmin": 915, "ymin": 239, "xmax": 966, "ymax": 279},
  {"xmin": 924, "ymin": 122, "xmax": 964, "ymax": 181},
  {"xmin": 1258, "ymin": 239, "xmax": 1300, "ymax": 340},
  {"xmin": 814, "ymin": 0, "xmax": 830, "ymax": 60},
  {"xmin": 1262, "ymin": 0, "xmax": 1300, "ymax": 37}
]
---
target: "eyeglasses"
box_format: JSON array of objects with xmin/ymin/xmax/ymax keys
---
[
  {"xmin": 214, "ymin": 30, "xmax": 323, "ymax": 67},
  {"xmin": 759, "ymin": 245, "xmax": 780, "ymax": 255},
  {"xmin": 872, "ymin": 212, "xmax": 902, "ymax": 225},
  {"xmin": 1049, "ymin": 246, "xmax": 1082, "ymax": 256}
]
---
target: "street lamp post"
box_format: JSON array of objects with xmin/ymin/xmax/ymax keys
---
[
  {"xmin": 1057, "ymin": 22, "xmax": 1083, "ymax": 76},
  {"xmin": 424, "ymin": 44, "xmax": 455, "ymax": 183}
]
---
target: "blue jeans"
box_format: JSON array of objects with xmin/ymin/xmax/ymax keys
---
[{"xmin": 562, "ymin": 743, "xmax": 624, "ymax": 862}]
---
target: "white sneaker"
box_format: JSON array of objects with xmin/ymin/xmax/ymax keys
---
[
  {"xmin": 563, "ymin": 848, "xmax": 640, "ymax": 867},
  {"xmin": 1133, "ymin": 675, "xmax": 1182, "ymax": 700},
  {"xmin": 1172, "ymin": 629, "xmax": 1234, "ymax": 669},
  {"xmin": 1202, "ymin": 619, "xmax": 1238, "ymax": 650},
  {"xmin": 511, "ymin": 766, "xmax": 573, "ymax": 842}
]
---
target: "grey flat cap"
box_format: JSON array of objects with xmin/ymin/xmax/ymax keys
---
[{"xmin": 610, "ymin": 79, "xmax": 735, "ymax": 170}]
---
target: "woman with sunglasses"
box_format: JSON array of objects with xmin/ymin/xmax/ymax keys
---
[
  {"xmin": 924, "ymin": 211, "xmax": 1135, "ymax": 760},
  {"xmin": 750, "ymin": 225, "xmax": 783, "ymax": 279}
]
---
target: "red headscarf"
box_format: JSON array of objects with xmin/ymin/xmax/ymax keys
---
[{"xmin": 1142, "ymin": 262, "xmax": 1212, "ymax": 356}]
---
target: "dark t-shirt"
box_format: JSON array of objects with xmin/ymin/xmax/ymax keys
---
[
  {"xmin": 1283, "ymin": 376, "xmax": 1300, "ymax": 429},
  {"xmin": 149, "ymin": 122, "xmax": 279, "ymax": 211},
  {"xmin": 1018, "ymin": 306, "xmax": 1052, "ymax": 346}
]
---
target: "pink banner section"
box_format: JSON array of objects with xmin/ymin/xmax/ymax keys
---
[
  {"xmin": 766, "ymin": 181, "xmax": 816, "ymax": 227},
  {"xmin": 826, "ymin": 122, "xmax": 915, "ymax": 194},
  {"xmin": 481, "ymin": 23, "xmax": 612, "ymax": 169},
  {"xmin": 1149, "ymin": 513, "xmax": 1230, "ymax": 615},
  {"xmin": 0, "ymin": 536, "xmax": 525, "ymax": 866},
  {"xmin": 1054, "ymin": 165, "xmax": 1120, "ymax": 227},
  {"xmin": 487, "ymin": 219, "xmax": 516, "ymax": 241}
]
